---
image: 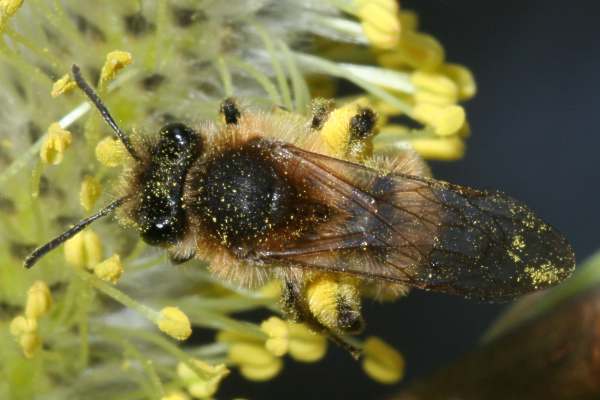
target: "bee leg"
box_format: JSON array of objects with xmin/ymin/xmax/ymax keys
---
[
  {"xmin": 280, "ymin": 277, "xmax": 362, "ymax": 358},
  {"xmin": 310, "ymin": 98, "xmax": 335, "ymax": 130},
  {"xmin": 168, "ymin": 250, "xmax": 196, "ymax": 265},
  {"xmin": 219, "ymin": 97, "xmax": 241, "ymax": 125},
  {"xmin": 346, "ymin": 107, "xmax": 377, "ymax": 160}
]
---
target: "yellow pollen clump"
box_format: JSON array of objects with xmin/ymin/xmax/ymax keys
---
[
  {"xmin": 260, "ymin": 317, "xmax": 289, "ymax": 356},
  {"xmin": 355, "ymin": 0, "xmax": 401, "ymax": 49},
  {"xmin": 40, "ymin": 123, "xmax": 73, "ymax": 165},
  {"xmin": 80, "ymin": 175, "xmax": 102, "ymax": 212},
  {"xmin": 95, "ymin": 136, "xmax": 129, "ymax": 167},
  {"xmin": 412, "ymin": 103, "xmax": 465, "ymax": 137},
  {"xmin": 158, "ymin": 306, "xmax": 192, "ymax": 341},
  {"xmin": 319, "ymin": 99, "xmax": 372, "ymax": 157},
  {"xmin": 64, "ymin": 229, "xmax": 103, "ymax": 269},
  {"xmin": 306, "ymin": 275, "xmax": 362, "ymax": 333},
  {"xmin": 362, "ymin": 336, "xmax": 405, "ymax": 384},
  {"xmin": 50, "ymin": 74, "xmax": 76, "ymax": 97},
  {"xmin": 25, "ymin": 281, "xmax": 52, "ymax": 319},
  {"xmin": 524, "ymin": 263, "xmax": 562, "ymax": 288},
  {"xmin": 93, "ymin": 254, "xmax": 123, "ymax": 284},
  {"xmin": 100, "ymin": 50, "xmax": 133, "ymax": 85}
]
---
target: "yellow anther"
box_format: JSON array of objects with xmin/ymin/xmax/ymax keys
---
[
  {"xmin": 229, "ymin": 342, "xmax": 283, "ymax": 381},
  {"xmin": 100, "ymin": 50, "xmax": 133, "ymax": 86},
  {"xmin": 410, "ymin": 136, "xmax": 465, "ymax": 161},
  {"xmin": 378, "ymin": 32, "xmax": 444, "ymax": 71},
  {"xmin": 93, "ymin": 254, "xmax": 123, "ymax": 284},
  {"xmin": 177, "ymin": 359, "xmax": 229, "ymax": 399},
  {"xmin": 287, "ymin": 322, "xmax": 327, "ymax": 363},
  {"xmin": 19, "ymin": 332, "xmax": 41, "ymax": 359},
  {"xmin": 362, "ymin": 337, "xmax": 405, "ymax": 384},
  {"xmin": 442, "ymin": 63, "xmax": 477, "ymax": 100},
  {"xmin": 9, "ymin": 315, "xmax": 37, "ymax": 337},
  {"xmin": 260, "ymin": 317, "xmax": 289, "ymax": 357},
  {"xmin": 0, "ymin": 0, "xmax": 22, "ymax": 15},
  {"xmin": 40, "ymin": 123, "xmax": 73, "ymax": 165},
  {"xmin": 95, "ymin": 136, "xmax": 128, "ymax": 167},
  {"xmin": 25, "ymin": 281, "xmax": 52, "ymax": 319},
  {"xmin": 51, "ymin": 74, "xmax": 76, "ymax": 97},
  {"xmin": 64, "ymin": 229, "xmax": 103, "ymax": 269},
  {"xmin": 158, "ymin": 306, "xmax": 192, "ymax": 341},
  {"xmin": 412, "ymin": 104, "xmax": 465, "ymax": 136},
  {"xmin": 161, "ymin": 392, "xmax": 190, "ymax": 400},
  {"xmin": 411, "ymin": 71, "xmax": 459, "ymax": 103},
  {"xmin": 399, "ymin": 10, "xmax": 418, "ymax": 31},
  {"xmin": 355, "ymin": 0, "xmax": 401, "ymax": 49},
  {"xmin": 80, "ymin": 175, "xmax": 102, "ymax": 212}
]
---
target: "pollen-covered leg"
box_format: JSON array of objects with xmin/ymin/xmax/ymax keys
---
[
  {"xmin": 219, "ymin": 97, "xmax": 241, "ymax": 125},
  {"xmin": 280, "ymin": 275, "xmax": 363, "ymax": 357},
  {"xmin": 305, "ymin": 274, "xmax": 364, "ymax": 335},
  {"xmin": 316, "ymin": 99, "xmax": 378, "ymax": 160},
  {"xmin": 310, "ymin": 98, "xmax": 335, "ymax": 130}
]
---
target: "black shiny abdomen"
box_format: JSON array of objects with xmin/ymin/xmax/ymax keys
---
[
  {"xmin": 196, "ymin": 143, "xmax": 294, "ymax": 246},
  {"xmin": 137, "ymin": 123, "xmax": 200, "ymax": 246}
]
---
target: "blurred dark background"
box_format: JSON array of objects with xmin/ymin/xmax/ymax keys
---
[{"xmin": 221, "ymin": 1, "xmax": 600, "ymax": 398}]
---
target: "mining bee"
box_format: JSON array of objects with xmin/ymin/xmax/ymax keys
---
[{"xmin": 25, "ymin": 65, "xmax": 575, "ymax": 349}]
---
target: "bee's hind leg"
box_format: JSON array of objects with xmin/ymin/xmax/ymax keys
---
[{"xmin": 280, "ymin": 277, "xmax": 362, "ymax": 359}]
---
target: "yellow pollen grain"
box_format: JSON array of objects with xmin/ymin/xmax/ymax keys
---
[
  {"xmin": 525, "ymin": 263, "xmax": 562, "ymax": 288},
  {"xmin": 512, "ymin": 235, "xmax": 526, "ymax": 250},
  {"xmin": 158, "ymin": 306, "xmax": 192, "ymax": 341}
]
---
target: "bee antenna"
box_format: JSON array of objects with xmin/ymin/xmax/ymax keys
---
[
  {"xmin": 23, "ymin": 197, "xmax": 127, "ymax": 269},
  {"xmin": 71, "ymin": 64, "xmax": 140, "ymax": 161}
]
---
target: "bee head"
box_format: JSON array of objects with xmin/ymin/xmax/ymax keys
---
[{"xmin": 136, "ymin": 122, "xmax": 201, "ymax": 246}]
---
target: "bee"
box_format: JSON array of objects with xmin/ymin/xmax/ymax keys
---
[{"xmin": 25, "ymin": 65, "xmax": 575, "ymax": 349}]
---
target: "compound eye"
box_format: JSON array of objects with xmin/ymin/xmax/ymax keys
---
[
  {"xmin": 140, "ymin": 215, "xmax": 183, "ymax": 246},
  {"xmin": 157, "ymin": 122, "xmax": 201, "ymax": 159}
]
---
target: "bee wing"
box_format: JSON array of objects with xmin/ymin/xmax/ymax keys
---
[{"xmin": 257, "ymin": 144, "xmax": 575, "ymax": 301}]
